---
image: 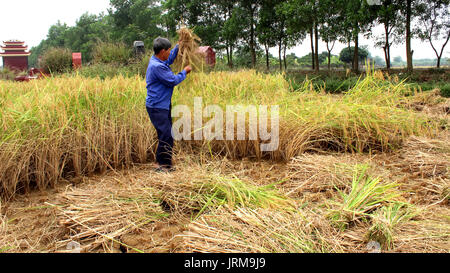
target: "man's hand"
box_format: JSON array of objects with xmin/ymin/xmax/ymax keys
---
[{"xmin": 184, "ymin": 65, "xmax": 192, "ymax": 74}]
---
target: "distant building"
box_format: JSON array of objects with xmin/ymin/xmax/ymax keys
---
[
  {"xmin": 197, "ymin": 46, "xmax": 216, "ymax": 67},
  {"xmin": 0, "ymin": 40, "xmax": 31, "ymax": 71}
]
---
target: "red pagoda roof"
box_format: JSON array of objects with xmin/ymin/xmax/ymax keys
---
[
  {"xmin": 1, "ymin": 46, "xmax": 28, "ymax": 50},
  {"xmin": 3, "ymin": 40, "xmax": 25, "ymax": 44},
  {"xmin": 0, "ymin": 51, "xmax": 31, "ymax": 57},
  {"xmin": 1, "ymin": 40, "xmax": 30, "ymax": 56}
]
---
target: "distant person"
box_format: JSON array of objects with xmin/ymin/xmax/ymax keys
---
[{"xmin": 146, "ymin": 37, "xmax": 192, "ymax": 173}]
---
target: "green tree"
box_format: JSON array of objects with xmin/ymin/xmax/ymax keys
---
[
  {"xmin": 46, "ymin": 21, "xmax": 69, "ymax": 48},
  {"xmin": 280, "ymin": 0, "xmax": 313, "ymax": 70},
  {"xmin": 319, "ymin": 0, "xmax": 342, "ymax": 71},
  {"xmin": 416, "ymin": 0, "xmax": 450, "ymax": 68},
  {"xmin": 373, "ymin": 55, "xmax": 386, "ymax": 67},
  {"xmin": 64, "ymin": 13, "xmax": 112, "ymax": 62},
  {"xmin": 258, "ymin": 0, "xmax": 279, "ymax": 70},
  {"xmin": 336, "ymin": 0, "xmax": 378, "ymax": 73},
  {"xmin": 164, "ymin": 0, "xmax": 240, "ymax": 68},
  {"xmin": 339, "ymin": 47, "xmax": 370, "ymax": 64},
  {"xmin": 108, "ymin": 0, "xmax": 164, "ymax": 45},
  {"xmin": 396, "ymin": 0, "xmax": 424, "ymax": 72},
  {"xmin": 220, "ymin": 2, "xmax": 242, "ymax": 68},
  {"xmin": 30, "ymin": 21, "xmax": 69, "ymax": 67},
  {"xmin": 239, "ymin": 0, "xmax": 262, "ymax": 68},
  {"xmin": 375, "ymin": 0, "xmax": 404, "ymax": 70},
  {"xmin": 393, "ymin": 56, "xmax": 403, "ymax": 63}
]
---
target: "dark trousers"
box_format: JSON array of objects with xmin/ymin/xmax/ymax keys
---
[{"xmin": 147, "ymin": 107, "xmax": 173, "ymax": 168}]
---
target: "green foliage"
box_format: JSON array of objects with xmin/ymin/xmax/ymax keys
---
[
  {"xmin": 30, "ymin": 13, "xmax": 112, "ymax": 66},
  {"xmin": 93, "ymin": 42, "xmax": 132, "ymax": 65},
  {"xmin": 339, "ymin": 47, "xmax": 370, "ymax": 64},
  {"xmin": 76, "ymin": 52, "xmax": 151, "ymax": 79},
  {"xmin": 233, "ymin": 45, "xmax": 265, "ymax": 68},
  {"xmin": 287, "ymin": 72, "xmax": 359, "ymax": 93},
  {"xmin": 374, "ymin": 0, "xmax": 405, "ymax": 69},
  {"xmin": 373, "ymin": 56, "xmax": 386, "ymax": 67},
  {"xmin": 75, "ymin": 64, "xmax": 133, "ymax": 80},
  {"xmin": 41, "ymin": 47, "xmax": 73, "ymax": 74},
  {"xmin": 28, "ymin": 0, "xmax": 450, "ymax": 72},
  {"xmin": 415, "ymin": 0, "xmax": 450, "ymax": 68},
  {"xmin": 439, "ymin": 83, "xmax": 450, "ymax": 97},
  {"xmin": 393, "ymin": 56, "xmax": 403, "ymax": 63},
  {"xmin": 108, "ymin": 0, "xmax": 164, "ymax": 45}
]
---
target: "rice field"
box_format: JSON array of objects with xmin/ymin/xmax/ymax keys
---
[{"xmin": 0, "ymin": 67, "xmax": 449, "ymax": 253}]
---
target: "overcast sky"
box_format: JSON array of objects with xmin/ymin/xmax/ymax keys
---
[{"xmin": 1, "ymin": 0, "xmax": 449, "ymax": 67}]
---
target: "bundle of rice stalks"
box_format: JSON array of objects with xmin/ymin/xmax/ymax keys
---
[
  {"xmin": 51, "ymin": 181, "xmax": 166, "ymax": 253},
  {"xmin": 328, "ymin": 164, "xmax": 401, "ymax": 230},
  {"xmin": 151, "ymin": 171, "xmax": 294, "ymax": 217},
  {"xmin": 378, "ymin": 136, "xmax": 450, "ymax": 205},
  {"xmin": 366, "ymin": 202, "xmax": 418, "ymax": 250},
  {"xmin": 401, "ymin": 89, "xmax": 448, "ymax": 111},
  {"xmin": 174, "ymin": 27, "xmax": 204, "ymax": 72},
  {"xmin": 193, "ymin": 175, "xmax": 295, "ymax": 217},
  {"xmin": 391, "ymin": 206, "xmax": 450, "ymax": 252},
  {"xmin": 393, "ymin": 136, "xmax": 449, "ymax": 179},
  {"xmin": 285, "ymin": 154, "xmax": 375, "ymax": 198},
  {"xmin": 179, "ymin": 206, "xmax": 343, "ymax": 253}
]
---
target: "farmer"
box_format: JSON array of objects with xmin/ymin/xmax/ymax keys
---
[{"xmin": 146, "ymin": 37, "xmax": 192, "ymax": 172}]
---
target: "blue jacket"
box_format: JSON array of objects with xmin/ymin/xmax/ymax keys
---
[{"xmin": 146, "ymin": 45, "xmax": 187, "ymax": 110}]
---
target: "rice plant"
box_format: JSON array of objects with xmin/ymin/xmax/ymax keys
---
[
  {"xmin": 174, "ymin": 27, "xmax": 204, "ymax": 73},
  {"xmin": 193, "ymin": 175, "xmax": 294, "ymax": 217},
  {"xmin": 366, "ymin": 202, "xmax": 418, "ymax": 250},
  {"xmin": 0, "ymin": 68, "xmax": 440, "ymax": 198},
  {"xmin": 328, "ymin": 164, "xmax": 401, "ymax": 230}
]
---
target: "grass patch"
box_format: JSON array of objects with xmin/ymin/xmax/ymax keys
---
[{"xmin": 439, "ymin": 83, "xmax": 450, "ymax": 98}]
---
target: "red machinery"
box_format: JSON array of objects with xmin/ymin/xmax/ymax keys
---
[{"xmin": 14, "ymin": 68, "xmax": 45, "ymax": 82}]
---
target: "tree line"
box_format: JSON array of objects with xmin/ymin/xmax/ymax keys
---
[{"xmin": 30, "ymin": 0, "xmax": 450, "ymax": 73}]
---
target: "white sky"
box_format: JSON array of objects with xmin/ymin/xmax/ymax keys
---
[
  {"xmin": 0, "ymin": 0, "xmax": 448, "ymax": 67},
  {"xmin": 272, "ymin": 24, "xmax": 450, "ymax": 63},
  {"xmin": 0, "ymin": 0, "xmax": 110, "ymax": 66}
]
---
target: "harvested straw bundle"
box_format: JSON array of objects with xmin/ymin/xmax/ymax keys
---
[
  {"xmin": 174, "ymin": 27, "xmax": 204, "ymax": 72},
  {"xmin": 179, "ymin": 206, "xmax": 343, "ymax": 253},
  {"xmin": 395, "ymin": 136, "xmax": 449, "ymax": 179},
  {"xmin": 51, "ymin": 179, "xmax": 165, "ymax": 253},
  {"xmin": 286, "ymin": 154, "xmax": 371, "ymax": 197}
]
